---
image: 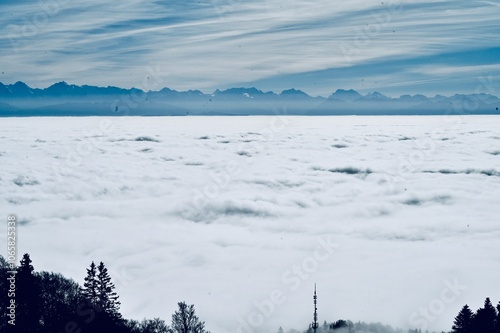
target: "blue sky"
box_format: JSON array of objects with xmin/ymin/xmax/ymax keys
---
[{"xmin": 1, "ymin": 0, "xmax": 500, "ymax": 97}]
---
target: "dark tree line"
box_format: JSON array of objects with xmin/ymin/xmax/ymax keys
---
[
  {"xmin": 306, "ymin": 319, "xmax": 408, "ymax": 333},
  {"xmin": 452, "ymin": 298, "xmax": 500, "ymax": 333},
  {"xmin": 2, "ymin": 253, "xmax": 498, "ymax": 333},
  {"xmin": 0, "ymin": 254, "xmax": 210, "ymax": 333},
  {"xmin": 302, "ymin": 297, "xmax": 500, "ymax": 333}
]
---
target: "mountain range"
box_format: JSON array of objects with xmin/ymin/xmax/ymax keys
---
[{"xmin": 1, "ymin": 81, "xmax": 499, "ymax": 116}]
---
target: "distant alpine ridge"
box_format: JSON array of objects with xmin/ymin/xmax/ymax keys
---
[{"xmin": 1, "ymin": 81, "xmax": 499, "ymax": 116}]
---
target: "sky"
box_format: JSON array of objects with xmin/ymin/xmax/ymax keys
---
[{"xmin": 1, "ymin": 0, "xmax": 500, "ymax": 97}]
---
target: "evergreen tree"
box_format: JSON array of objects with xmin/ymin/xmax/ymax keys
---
[
  {"xmin": 171, "ymin": 302, "xmax": 209, "ymax": 333},
  {"xmin": 82, "ymin": 261, "xmax": 99, "ymax": 306},
  {"xmin": 473, "ymin": 297, "xmax": 498, "ymax": 333},
  {"xmin": 17, "ymin": 253, "xmax": 41, "ymax": 333},
  {"xmin": 0, "ymin": 256, "xmax": 11, "ymax": 332},
  {"xmin": 82, "ymin": 261, "xmax": 121, "ymax": 319},
  {"xmin": 496, "ymin": 301, "xmax": 500, "ymax": 333},
  {"xmin": 96, "ymin": 261, "xmax": 121, "ymax": 320},
  {"xmin": 330, "ymin": 320, "xmax": 348, "ymax": 330},
  {"xmin": 125, "ymin": 319, "xmax": 143, "ymax": 333},
  {"xmin": 452, "ymin": 304, "xmax": 474, "ymax": 333},
  {"xmin": 81, "ymin": 261, "xmax": 125, "ymax": 333}
]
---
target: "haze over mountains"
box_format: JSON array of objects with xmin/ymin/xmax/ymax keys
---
[{"xmin": 1, "ymin": 81, "xmax": 499, "ymax": 116}]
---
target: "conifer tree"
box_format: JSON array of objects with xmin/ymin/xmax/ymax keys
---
[
  {"xmin": 17, "ymin": 253, "xmax": 41, "ymax": 333},
  {"xmin": 82, "ymin": 261, "xmax": 122, "ymax": 321},
  {"xmin": 496, "ymin": 301, "xmax": 500, "ymax": 333},
  {"xmin": 81, "ymin": 261, "xmax": 125, "ymax": 333},
  {"xmin": 82, "ymin": 261, "xmax": 99, "ymax": 306},
  {"xmin": 96, "ymin": 261, "xmax": 122, "ymax": 320},
  {"xmin": 452, "ymin": 304, "xmax": 474, "ymax": 333},
  {"xmin": 0, "ymin": 256, "xmax": 12, "ymax": 333},
  {"xmin": 473, "ymin": 297, "xmax": 498, "ymax": 333}
]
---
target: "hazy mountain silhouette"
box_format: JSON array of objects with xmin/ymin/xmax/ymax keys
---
[{"xmin": 0, "ymin": 81, "xmax": 499, "ymax": 116}]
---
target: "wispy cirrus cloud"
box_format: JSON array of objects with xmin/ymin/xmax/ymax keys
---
[{"xmin": 0, "ymin": 0, "xmax": 499, "ymax": 95}]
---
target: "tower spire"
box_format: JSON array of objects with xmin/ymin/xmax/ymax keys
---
[{"xmin": 312, "ymin": 283, "xmax": 318, "ymax": 333}]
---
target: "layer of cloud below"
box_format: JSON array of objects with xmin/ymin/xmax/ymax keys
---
[{"xmin": 1, "ymin": 116, "xmax": 500, "ymax": 332}]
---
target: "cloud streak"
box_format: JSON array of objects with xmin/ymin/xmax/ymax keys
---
[{"xmin": 1, "ymin": 0, "xmax": 499, "ymax": 95}]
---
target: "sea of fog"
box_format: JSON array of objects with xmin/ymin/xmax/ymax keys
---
[{"xmin": 1, "ymin": 116, "xmax": 499, "ymax": 333}]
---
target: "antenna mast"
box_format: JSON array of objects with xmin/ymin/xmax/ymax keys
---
[{"xmin": 312, "ymin": 283, "xmax": 318, "ymax": 333}]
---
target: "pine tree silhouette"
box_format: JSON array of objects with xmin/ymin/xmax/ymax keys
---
[
  {"xmin": 96, "ymin": 261, "xmax": 122, "ymax": 320},
  {"xmin": 81, "ymin": 261, "xmax": 125, "ymax": 333},
  {"xmin": 0, "ymin": 256, "xmax": 13, "ymax": 333},
  {"xmin": 17, "ymin": 253, "xmax": 41, "ymax": 333},
  {"xmin": 452, "ymin": 304, "xmax": 474, "ymax": 333},
  {"xmin": 82, "ymin": 261, "xmax": 99, "ymax": 306},
  {"xmin": 473, "ymin": 297, "xmax": 498, "ymax": 333},
  {"xmin": 171, "ymin": 302, "xmax": 209, "ymax": 333},
  {"xmin": 82, "ymin": 261, "xmax": 121, "ymax": 319},
  {"xmin": 496, "ymin": 301, "xmax": 500, "ymax": 333}
]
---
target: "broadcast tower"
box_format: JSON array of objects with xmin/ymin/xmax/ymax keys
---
[{"xmin": 312, "ymin": 284, "xmax": 319, "ymax": 333}]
